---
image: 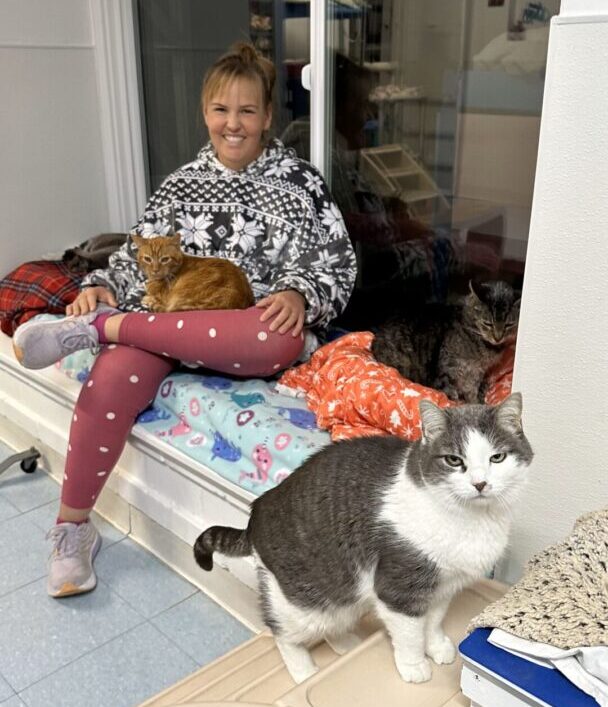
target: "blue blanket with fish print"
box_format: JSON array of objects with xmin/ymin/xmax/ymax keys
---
[{"xmin": 50, "ymin": 325, "xmax": 330, "ymax": 495}]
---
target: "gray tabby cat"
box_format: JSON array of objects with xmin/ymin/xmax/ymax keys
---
[
  {"xmin": 194, "ymin": 394, "xmax": 533, "ymax": 684},
  {"xmin": 371, "ymin": 280, "xmax": 521, "ymax": 403}
]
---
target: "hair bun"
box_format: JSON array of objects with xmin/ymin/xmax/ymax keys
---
[
  {"xmin": 232, "ymin": 41, "xmax": 259, "ymax": 64},
  {"xmin": 231, "ymin": 41, "xmax": 275, "ymax": 93}
]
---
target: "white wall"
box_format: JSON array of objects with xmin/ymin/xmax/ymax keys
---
[
  {"xmin": 495, "ymin": 3, "xmax": 608, "ymax": 583},
  {"xmin": 0, "ymin": 0, "xmax": 111, "ymax": 273}
]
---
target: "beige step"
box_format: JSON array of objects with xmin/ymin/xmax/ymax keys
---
[{"xmin": 141, "ymin": 579, "xmax": 505, "ymax": 707}]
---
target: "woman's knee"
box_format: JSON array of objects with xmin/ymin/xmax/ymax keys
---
[{"xmin": 76, "ymin": 345, "xmax": 174, "ymax": 418}]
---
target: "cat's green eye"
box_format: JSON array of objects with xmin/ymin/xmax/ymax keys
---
[
  {"xmin": 490, "ymin": 452, "xmax": 507, "ymax": 463},
  {"xmin": 159, "ymin": 256, "xmax": 171, "ymax": 264},
  {"xmin": 142, "ymin": 255, "xmax": 152, "ymax": 264},
  {"xmin": 444, "ymin": 455, "xmax": 464, "ymax": 468},
  {"xmin": 482, "ymin": 320, "xmax": 493, "ymax": 327}
]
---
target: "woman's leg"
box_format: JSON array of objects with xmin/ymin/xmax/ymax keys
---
[
  {"xmin": 48, "ymin": 345, "xmax": 174, "ymax": 598},
  {"xmin": 14, "ymin": 306, "xmax": 305, "ymax": 374},
  {"xmin": 60, "ymin": 344, "xmax": 175, "ymax": 513},
  {"xmin": 100, "ymin": 307, "xmax": 304, "ymax": 377}
]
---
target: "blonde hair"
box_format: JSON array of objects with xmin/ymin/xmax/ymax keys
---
[{"xmin": 201, "ymin": 42, "xmax": 276, "ymax": 113}]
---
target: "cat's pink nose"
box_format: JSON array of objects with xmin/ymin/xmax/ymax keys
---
[{"xmin": 473, "ymin": 481, "xmax": 487, "ymax": 493}]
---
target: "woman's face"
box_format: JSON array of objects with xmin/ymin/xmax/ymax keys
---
[{"xmin": 204, "ymin": 77, "xmax": 272, "ymax": 171}]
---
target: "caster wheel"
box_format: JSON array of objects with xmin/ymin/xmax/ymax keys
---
[{"xmin": 20, "ymin": 458, "xmax": 38, "ymax": 474}]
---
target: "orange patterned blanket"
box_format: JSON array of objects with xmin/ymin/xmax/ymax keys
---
[{"xmin": 278, "ymin": 332, "xmax": 514, "ymax": 441}]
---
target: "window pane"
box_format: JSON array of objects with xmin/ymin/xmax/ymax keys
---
[{"xmin": 326, "ymin": 0, "xmax": 560, "ymax": 331}]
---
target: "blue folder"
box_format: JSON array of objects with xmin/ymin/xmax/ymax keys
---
[{"xmin": 459, "ymin": 628, "xmax": 597, "ymax": 706}]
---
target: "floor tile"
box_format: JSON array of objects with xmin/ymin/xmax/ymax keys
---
[
  {"xmin": 0, "ymin": 442, "xmax": 254, "ymax": 702},
  {"xmin": 0, "ymin": 577, "xmax": 143, "ymax": 692},
  {"xmin": 0, "ymin": 460, "xmax": 59, "ymax": 513},
  {"xmin": 19, "ymin": 622, "xmax": 198, "ymax": 707},
  {"xmin": 0, "ymin": 513, "xmax": 47, "ymax": 598},
  {"xmin": 24, "ymin": 501, "xmax": 126, "ymax": 548},
  {"xmin": 0, "ymin": 696, "xmax": 26, "ymax": 707},
  {"xmin": 0, "ymin": 495, "xmax": 20, "ymax": 523},
  {"xmin": 0, "ymin": 674, "xmax": 14, "ymax": 702},
  {"xmin": 151, "ymin": 591, "xmax": 253, "ymax": 666},
  {"xmin": 94, "ymin": 538, "xmax": 198, "ymax": 618}
]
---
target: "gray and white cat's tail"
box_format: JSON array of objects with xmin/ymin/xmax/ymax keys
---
[{"xmin": 193, "ymin": 526, "xmax": 252, "ymax": 571}]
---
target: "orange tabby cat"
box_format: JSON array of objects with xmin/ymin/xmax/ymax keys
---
[{"xmin": 131, "ymin": 233, "xmax": 254, "ymax": 312}]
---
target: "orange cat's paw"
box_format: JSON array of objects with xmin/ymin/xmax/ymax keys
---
[{"xmin": 142, "ymin": 295, "xmax": 163, "ymax": 311}]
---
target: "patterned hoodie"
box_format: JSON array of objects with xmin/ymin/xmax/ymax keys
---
[{"xmin": 82, "ymin": 139, "xmax": 357, "ymax": 332}]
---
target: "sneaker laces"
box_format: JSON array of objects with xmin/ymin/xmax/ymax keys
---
[
  {"xmin": 46, "ymin": 523, "xmax": 88, "ymax": 559},
  {"xmin": 61, "ymin": 325, "xmax": 100, "ymax": 356}
]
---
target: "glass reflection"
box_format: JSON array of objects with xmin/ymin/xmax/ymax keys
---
[{"xmin": 320, "ymin": 0, "xmax": 559, "ymax": 331}]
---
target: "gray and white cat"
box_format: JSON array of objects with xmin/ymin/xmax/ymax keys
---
[
  {"xmin": 371, "ymin": 280, "xmax": 521, "ymax": 403},
  {"xmin": 194, "ymin": 394, "xmax": 533, "ymax": 684}
]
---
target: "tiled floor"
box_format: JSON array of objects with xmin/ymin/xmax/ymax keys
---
[{"xmin": 0, "ymin": 440, "xmax": 253, "ymax": 707}]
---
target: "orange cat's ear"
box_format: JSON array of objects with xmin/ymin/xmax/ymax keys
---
[
  {"xmin": 168, "ymin": 232, "xmax": 182, "ymax": 246},
  {"xmin": 131, "ymin": 234, "xmax": 144, "ymax": 249}
]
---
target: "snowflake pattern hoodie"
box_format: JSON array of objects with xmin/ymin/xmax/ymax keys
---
[{"xmin": 82, "ymin": 139, "xmax": 357, "ymax": 332}]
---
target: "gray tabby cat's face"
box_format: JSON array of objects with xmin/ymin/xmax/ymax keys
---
[
  {"xmin": 415, "ymin": 394, "xmax": 533, "ymax": 508},
  {"xmin": 465, "ymin": 280, "xmax": 520, "ymax": 346}
]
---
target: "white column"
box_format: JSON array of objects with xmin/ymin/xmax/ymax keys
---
[{"xmin": 495, "ymin": 1, "xmax": 608, "ymax": 583}]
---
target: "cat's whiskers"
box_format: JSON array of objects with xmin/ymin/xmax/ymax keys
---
[
  {"xmin": 495, "ymin": 489, "xmax": 520, "ymax": 519},
  {"xmin": 495, "ymin": 494, "xmax": 511, "ymax": 517},
  {"xmin": 446, "ymin": 488, "xmax": 470, "ymax": 514}
]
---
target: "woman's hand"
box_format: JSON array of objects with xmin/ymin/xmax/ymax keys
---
[
  {"xmin": 66, "ymin": 286, "xmax": 118, "ymax": 316},
  {"xmin": 256, "ymin": 289, "xmax": 306, "ymax": 337}
]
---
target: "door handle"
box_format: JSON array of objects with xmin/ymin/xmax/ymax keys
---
[{"xmin": 301, "ymin": 63, "xmax": 311, "ymax": 91}]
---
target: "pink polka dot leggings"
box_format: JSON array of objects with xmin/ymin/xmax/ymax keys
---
[{"xmin": 61, "ymin": 307, "xmax": 304, "ymax": 509}]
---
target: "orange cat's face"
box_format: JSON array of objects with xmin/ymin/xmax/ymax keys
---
[{"xmin": 132, "ymin": 234, "xmax": 184, "ymax": 280}]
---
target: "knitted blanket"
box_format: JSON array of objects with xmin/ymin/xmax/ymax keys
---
[{"xmin": 470, "ymin": 508, "xmax": 608, "ymax": 649}]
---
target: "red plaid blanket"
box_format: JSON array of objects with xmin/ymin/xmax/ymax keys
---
[{"xmin": 0, "ymin": 261, "xmax": 82, "ymax": 336}]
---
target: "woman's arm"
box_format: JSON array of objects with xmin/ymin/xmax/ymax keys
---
[{"xmin": 268, "ymin": 165, "xmax": 357, "ymax": 330}]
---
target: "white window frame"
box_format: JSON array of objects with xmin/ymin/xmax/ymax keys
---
[
  {"xmin": 309, "ymin": 0, "xmax": 329, "ymax": 176},
  {"xmin": 89, "ymin": 0, "xmax": 147, "ymax": 231}
]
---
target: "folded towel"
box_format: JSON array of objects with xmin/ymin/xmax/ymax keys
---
[{"xmin": 489, "ymin": 629, "xmax": 608, "ymax": 707}]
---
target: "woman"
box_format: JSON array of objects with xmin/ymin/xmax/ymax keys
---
[{"xmin": 13, "ymin": 43, "xmax": 356, "ymax": 598}]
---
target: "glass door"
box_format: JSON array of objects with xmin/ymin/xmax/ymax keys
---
[{"xmin": 322, "ymin": 0, "xmax": 468, "ymax": 329}]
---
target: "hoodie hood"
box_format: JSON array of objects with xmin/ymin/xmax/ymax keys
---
[{"xmin": 196, "ymin": 137, "xmax": 292, "ymax": 177}]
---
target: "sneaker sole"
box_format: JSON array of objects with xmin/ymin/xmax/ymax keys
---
[
  {"xmin": 48, "ymin": 531, "xmax": 102, "ymax": 598},
  {"xmin": 13, "ymin": 316, "xmax": 70, "ymax": 370}
]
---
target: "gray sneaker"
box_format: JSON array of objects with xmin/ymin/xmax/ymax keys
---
[
  {"xmin": 12, "ymin": 305, "xmax": 116, "ymax": 369},
  {"xmin": 46, "ymin": 521, "xmax": 102, "ymax": 598}
]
